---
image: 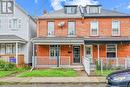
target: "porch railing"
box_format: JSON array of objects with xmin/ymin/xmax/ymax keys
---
[{"xmin": 33, "ymin": 56, "xmax": 71, "ymax": 68}]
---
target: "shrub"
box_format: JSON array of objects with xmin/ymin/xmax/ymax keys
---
[{"xmin": 0, "ymin": 60, "xmax": 16, "ymax": 71}]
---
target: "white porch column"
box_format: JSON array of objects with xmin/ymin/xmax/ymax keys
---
[
  {"xmin": 97, "ymin": 44, "xmax": 100, "ymax": 64},
  {"xmin": 32, "ymin": 44, "xmax": 35, "ymax": 68},
  {"xmin": 16, "ymin": 42, "xmax": 18, "ymax": 65},
  {"xmin": 84, "ymin": 45, "xmax": 86, "ymax": 59}
]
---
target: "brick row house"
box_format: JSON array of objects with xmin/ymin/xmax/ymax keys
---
[
  {"xmin": 0, "ymin": 2, "xmax": 36, "ymax": 66},
  {"xmin": 32, "ymin": 4, "xmax": 130, "ymax": 74}
]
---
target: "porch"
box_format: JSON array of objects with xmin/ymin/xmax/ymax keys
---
[{"xmin": 0, "ymin": 35, "xmax": 26, "ymax": 66}]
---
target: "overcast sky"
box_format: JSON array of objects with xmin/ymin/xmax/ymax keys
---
[{"xmin": 16, "ymin": 0, "xmax": 130, "ymax": 16}]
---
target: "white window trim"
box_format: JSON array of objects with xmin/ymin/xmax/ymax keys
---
[
  {"xmin": 112, "ymin": 20, "xmax": 120, "ymax": 36},
  {"xmin": 8, "ymin": 18, "xmax": 22, "ymax": 29},
  {"xmin": 68, "ymin": 21, "xmax": 76, "ymax": 37},
  {"xmin": 90, "ymin": 21, "xmax": 99, "ymax": 36},
  {"xmin": 106, "ymin": 44, "xmax": 117, "ymax": 59},
  {"xmin": 47, "ymin": 22, "xmax": 55, "ymax": 37},
  {"xmin": 49, "ymin": 45, "xmax": 60, "ymax": 59}
]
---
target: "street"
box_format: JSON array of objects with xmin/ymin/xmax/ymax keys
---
[{"xmin": 0, "ymin": 83, "xmax": 107, "ymax": 87}]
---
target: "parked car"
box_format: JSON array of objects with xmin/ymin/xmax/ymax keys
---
[{"xmin": 107, "ymin": 69, "xmax": 130, "ymax": 87}]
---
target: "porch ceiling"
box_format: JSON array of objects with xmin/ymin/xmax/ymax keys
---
[
  {"xmin": 31, "ymin": 37, "xmax": 84, "ymax": 45},
  {"xmin": 0, "ymin": 35, "xmax": 27, "ymax": 43},
  {"xmin": 84, "ymin": 37, "xmax": 130, "ymax": 44}
]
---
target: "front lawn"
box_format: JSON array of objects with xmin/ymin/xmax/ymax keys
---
[
  {"xmin": 17, "ymin": 69, "xmax": 77, "ymax": 77},
  {"xmin": 96, "ymin": 70, "xmax": 114, "ymax": 77},
  {"xmin": 0, "ymin": 71, "xmax": 16, "ymax": 77}
]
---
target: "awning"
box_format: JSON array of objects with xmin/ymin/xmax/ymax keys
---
[
  {"xmin": 32, "ymin": 37, "xmax": 84, "ymax": 45},
  {"xmin": 84, "ymin": 37, "xmax": 130, "ymax": 44},
  {"xmin": 0, "ymin": 35, "xmax": 27, "ymax": 43}
]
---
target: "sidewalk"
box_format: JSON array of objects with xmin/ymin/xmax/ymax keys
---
[{"xmin": 0, "ymin": 77, "xmax": 106, "ymax": 84}]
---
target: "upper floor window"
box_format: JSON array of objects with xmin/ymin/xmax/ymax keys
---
[
  {"xmin": 107, "ymin": 44, "xmax": 117, "ymax": 58},
  {"xmin": 68, "ymin": 21, "xmax": 76, "ymax": 36},
  {"xmin": 65, "ymin": 6, "xmax": 77, "ymax": 14},
  {"xmin": 48, "ymin": 22, "xmax": 54, "ymax": 36},
  {"xmin": 112, "ymin": 20, "xmax": 120, "ymax": 36},
  {"xmin": 9, "ymin": 18, "xmax": 22, "ymax": 29},
  {"xmin": 89, "ymin": 7, "xmax": 99, "ymax": 14},
  {"xmin": 90, "ymin": 21, "xmax": 99, "ymax": 36}
]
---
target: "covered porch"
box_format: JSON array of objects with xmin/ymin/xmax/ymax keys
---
[
  {"xmin": 0, "ymin": 35, "xmax": 26, "ymax": 66},
  {"xmin": 32, "ymin": 37, "xmax": 84, "ymax": 69},
  {"xmin": 84, "ymin": 37, "xmax": 130, "ymax": 68}
]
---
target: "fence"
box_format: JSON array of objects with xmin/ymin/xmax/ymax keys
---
[
  {"xmin": 96, "ymin": 57, "xmax": 130, "ymax": 74},
  {"xmin": 33, "ymin": 56, "xmax": 71, "ymax": 68}
]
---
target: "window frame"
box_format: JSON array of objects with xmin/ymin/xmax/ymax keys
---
[
  {"xmin": 89, "ymin": 6, "xmax": 99, "ymax": 14},
  {"xmin": 8, "ymin": 18, "xmax": 22, "ymax": 29},
  {"xmin": 47, "ymin": 21, "xmax": 55, "ymax": 37},
  {"xmin": 112, "ymin": 20, "xmax": 120, "ymax": 36},
  {"xmin": 68, "ymin": 21, "xmax": 76, "ymax": 37},
  {"xmin": 90, "ymin": 21, "xmax": 99, "ymax": 36},
  {"xmin": 49, "ymin": 45, "xmax": 60, "ymax": 59},
  {"xmin": 65, "ymin": 6, "xmax": 77, "ymax": 14},
  {"xmin": 106, "ymin": 44, "xmax": 117, "ymax": 58}
]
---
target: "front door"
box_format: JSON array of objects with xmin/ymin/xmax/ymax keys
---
[
  {"xmin": 85, "ymin": 45, "xmax": 93, "ymax": 63},
  {"xmin": 73, "ymin": 46, "xmax": 80, "ymax": 63}
]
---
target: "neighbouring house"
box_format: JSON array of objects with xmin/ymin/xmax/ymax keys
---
[
  {"xmin": 32, "ymin": 4, "xmax": 130, "ymax": 74},
  {"xmin": 0, "ymin": 3, "xmax": 36, "ymax": 66}
]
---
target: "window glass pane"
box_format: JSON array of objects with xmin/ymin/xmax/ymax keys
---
[
  {"xmin": 91, "ymin": 21, "xmax": 98, "ymax": 36},
  {"xmin": 0, "ymin": 44, "xmax": 5, "ymax": 54},
  {"xmin": 66, "ymin": 7, "xmax": 72, "ymax": 14},
  {"xmin": 68, "ymin": 22, "xmax": 76, "ymax": 35},
  {"xmin": 9, "ymin": 18, "xmax": 22, "ymax": 29},
  {"xmin": 6, "ymin": 44, "xmax": 12, "ymax": 54},
  {"xmin": 107, "ymin": 45, "xmax": 116, "ymax": 58},
  {"xmin": 12, "ymin": 44, "xmax": 16, "ymax": 54},
  {"xmin": 112, "ymin": 21, "xmax": 120, "ymax": 35},
  {"xmin": 48, "ymin": 22, "xmax": 54, "ymax": 36},
  {"xmin": 89, "ymin": 7, "xmax": 99, "ymax": 13}
]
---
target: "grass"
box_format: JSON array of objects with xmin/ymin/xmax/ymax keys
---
[
  {"xmin": 0, "ymin": 71, "xmax": 16, "ymax": 77},
  {"xmin": 17, "ymin": 69, "xmax": 77, "ymax": 77},
  {"xmin": 96, "ymin": 70, "xmax": 114, "ymax": 77}
]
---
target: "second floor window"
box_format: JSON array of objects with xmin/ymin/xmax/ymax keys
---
[
  {"xmin": 48, "ymin": 22, "xmax": 54, "ymax": 36},
  {"xmin": 112, "ymin": 20, "xmax": 120, "ymax": 36},
  {"xmin": 68, "ymin": 22, "xmax": 76, "ymax": 36},
  {"xmin": 9, "ymin": 18, "xmax": 22, "ymax": 29},
  {"xmin": 90, "ymin": 21, "xmax": 98, "ymax": 36}
]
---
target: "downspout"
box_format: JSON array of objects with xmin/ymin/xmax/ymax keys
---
[{"xmin": 30, "ymin": 43, "xmax": 35, "ymax": 72}]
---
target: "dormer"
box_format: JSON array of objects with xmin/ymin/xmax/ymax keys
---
[
  {"xmin": 86, "ymin": 5, "xmax": 102, "ymax": 14},
  {"xmin": 64, "ymin": 5, "xmax": 77, "ymax": 14}
]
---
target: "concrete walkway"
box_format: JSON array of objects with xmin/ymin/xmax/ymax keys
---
[{"xmin": 0, "ymin": 77, "xmax": 106, "ymax": 84}]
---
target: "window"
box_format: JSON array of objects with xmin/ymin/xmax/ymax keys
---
[
  {"xmin": 0, "ymin": 19, "xmax": 1, "ymax": 29},
  {"xmin": 90, "ymin": 21, "xmax": 98, "ymax": 36},
  {"xmin": 9, "ymin": 18, "xmax": 22, "ymax": 29},
  {"xmin": 68, "ymin": 22, "xmax": 76, "ymax": 36},
  {"xmin": 50, "ymin": 45, "xmax": 59, "ymax": 59},
  {"xmin": 89, "ymin": 7, "xmax": 99, "ymax": 14},
  {"xmin": 0, "ymin": 44, "xmax": 5, "ymax": 54},
  {"xmin": 112, "ymin": 20, "xmax": 120, "ymax": 36},
  {"xmin": 65, "ymin": 7, "xmax": 77, "ymax": 14},
  {"xmin": 0, "ymin": 44, "xmax": 20, "ymax": 54},
  {"xmin": 107, "ymin": 44, "xmax": 117, "ymax": 58},
  {"xmin": 48, "ymin": 22, "xmax": 54, "ymax": 36}
]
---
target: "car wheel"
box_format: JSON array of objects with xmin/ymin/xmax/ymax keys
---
[{"xmin": 128, "ymin": 82, "xmax": 130, "ymax": 87}]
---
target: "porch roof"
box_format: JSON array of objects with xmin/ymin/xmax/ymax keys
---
[
  {"xmin": 0, "ymin": 35, "xmax": 26, "ymax": 43},
  {"xmin": 84, "ymin": 37, "xmax": 130, "ymax": 44},
  {"xmin": 32, "ymin": 37, "xmax": 84, "ymax": 45}
]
